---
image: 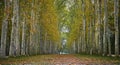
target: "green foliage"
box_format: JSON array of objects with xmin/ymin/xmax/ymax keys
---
[{"xmin": 40, "ymin": 0, "xmax": 60, "ymax": 42}]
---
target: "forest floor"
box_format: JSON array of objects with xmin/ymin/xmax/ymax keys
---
[{"xmin": 0, "ymin": 54, "xmax": 120, "ymax": 65}]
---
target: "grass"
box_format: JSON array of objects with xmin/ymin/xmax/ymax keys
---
[
  {"xmin": 0, "ymin": 54, "xmax": 54, "ymax": 64},
  {"xmin": 75, "ymin": 54, "xmax": 120, "ymax": 64}
]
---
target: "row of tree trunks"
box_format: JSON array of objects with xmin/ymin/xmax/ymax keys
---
[
  {"xmin": 0, "ymin": 0, "xmax": 60, "ymax": 57},
  {"xmin": 0, "ymin": 0, "xmax": 10, "ymax": 57},
  {"xmin": 69, "ymin": 0, "xmax": 119, "ymax": 56}
]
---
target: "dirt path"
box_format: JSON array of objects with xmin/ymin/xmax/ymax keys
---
[
  {"xmin": 49, "ymin": 54, "xmax": 84, "ymax": 65},
  {"xmin": 0, "ymin": 54, "xmax": 119, "ymax": 65},
  {"xmin": 0, "ymin": 54, "xmax": 92, "ymax": 65},
  {"xmin": 37, "ymin": 54, "xmax": 119, "ymax": 65}
]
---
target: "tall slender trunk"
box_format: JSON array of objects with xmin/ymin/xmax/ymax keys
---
[
  {"xmin": 73, "ymin": 40, "xmax": 76, "ymax": 53},
  {"xmin": 44, "ymin": 32, "xmax": 47, "ymax": 54},
  {"xmin": 9, "ymin": 0, "xmax": 20, "ymax": 56},
  {"xmin": 15, "ymin": 0, "xmax": 20, "ymax": 56},
  {"xmin": 98, "ymin": 0, "xmax": 102, "ymax": 54},
  {"xmin": 103, "ymin": 0, "xmax": 108, "ymax": 56},
  {"xmin": 90, "ymin": 0, "xmax": 95, "ymax": 55},
  {"xmin": 114, "ymin": 0, "xmax": 119, "ymax": 56},
  {"xmin": 94, "ymin": 0, "xmax": 98, "ymax": 54},
  {"xmin": 29, "ymin": 0, "xmax": 35, "ymax": 55},
  {"xmin": 21, "ymin": 17, "xmax": 25, "ymax": 55},
  {"xmin": 49, "ymin": 40, "xmax": 52, "ymax": 54},
  {"xmin": 90, "ymin": 0, "xmax": 95, "ymax": 54},
  {"xmin": 0, "ymin": 0, "xmax": 10, "ymax": 57},
  {"xmin": 107, "ymin": 30, "xmax": 111, "ymax": 56},
  {"xmin": 79, "ymin": 35, "xmax": 82, "ymax": 53},
  {"xmin": 77, "ymin": 36, "xmax": 80, "ymax": 53},
  {"xmin": 81, "ymin": 0, "xmax": 86, "ymax": 52},
  {"xmin": 90, "ymin": 20, "xmax": 93, "ymax": 55}
]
